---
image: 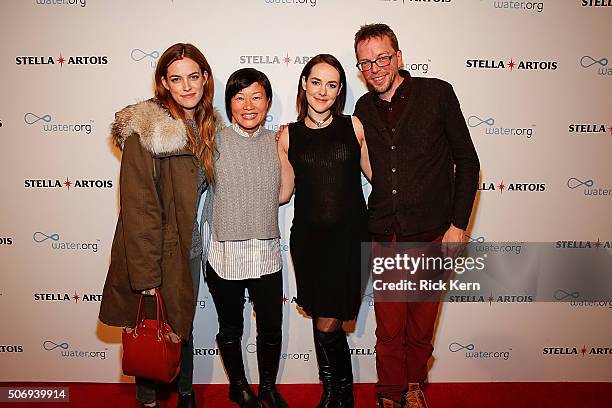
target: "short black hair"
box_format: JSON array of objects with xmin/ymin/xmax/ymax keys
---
[{"xmin": 225, "ymin": 68, "xmax": 273, "ymax": 122}]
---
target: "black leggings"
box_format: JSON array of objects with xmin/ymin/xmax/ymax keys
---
[{"xmin": 205, "ymin": 261, "xmax": 283, "ymax": 344}]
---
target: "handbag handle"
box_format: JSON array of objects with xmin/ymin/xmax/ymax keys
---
[{"xmin": 133, "ymin": 290, "xmax": 170, "ymax": 339}]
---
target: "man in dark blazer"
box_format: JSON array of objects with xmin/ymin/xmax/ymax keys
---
[{"xmin": 353, "ymin": 24, "xmax": 480, "ymax": 408}]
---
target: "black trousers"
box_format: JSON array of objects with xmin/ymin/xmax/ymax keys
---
[{"xmin": 205, "ymin": 261, "xmax": 283, "ymax": 344}]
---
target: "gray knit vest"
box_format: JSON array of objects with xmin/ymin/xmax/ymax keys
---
[{"xmin": 212, "ymin": 126, "xmax": 280, "ymax": 241}]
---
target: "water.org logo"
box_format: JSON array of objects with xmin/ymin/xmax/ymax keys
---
[
  {"xmin": 239, "ymin": 53, "xmax": 312, "ymax": 67},
  {"xmin": 197, "ymin": 296, "xmax": 209, "ymax": 310},
  {"xmin": 362, "ymin": 291, "xmax": 375, "ymax": 308},
  {"xmin": 580, "ymin": 55, "xmax": 611, "ymax": 76},
  {"xmin": 479, "ymin": 180, "xmax": 546, "ymax": 194},
  {"xmin": 466, "ymin": 58, "xmax": 557, "ymax": 71},
  {"xmin": 404, "ymin": 60, "xmax": 431, "ymax": 75},
  {"xmin": 130, "ymin": 48, "xmax": 159, "ymax": 69},
  {"xmin": 43, "ymin": 340, "xmax": 107, "ymax": 360},
  {"xmin": 33, "ymin": 231, "xmax": 100, "ymax": 253},
  {"xmin": 24, "ymin": 112, "xmax": 93, "ymax": 135},
  {"xmin": 33, "ymin": 291, "xmax": 102, "ymax": 303},
  {"xmin": 264, "ymin": 114, "xmax": 281, "ymax": 133},
  {"xmin": 569, "ymin": 122, "xmax": 611, "ymax": 135},
  {"xmin": 564, "ymin": 294, "xmax": 612, "ymax": 309},
  {"xmin": 449, "ymin": 342, "xmax": 512, "ymax": 360},
  {"xmin": 485, "ymin": 0, "xmax": 544, "ymax": 12},
  {"xmin": 15, "ymin": 53, "xmax": 107, "ymax": 67},
  {"xmin": 246, "ymin": 343, "xmax": 312, "ymax": 362},
  {"xmin": 24, "ymin": 178, "xmax": 113, "ymax": 190},
  {"xmin": 264, "ymin": 0, "xmax": 317, "ymax": 7},
  {"xmin": 35, "ymin": 0, "xmax": 87, "ymax": 7},
  {"xmin": 567, "ymin": 177, "xmax": 612, "ymax": 198},
  {"xmin": 468, "ymin": 115, "xmax": 535, "ymax": 139},
  {"xmin": 0, "ymin": 345, "xmax": 24, "ymax": 353}
]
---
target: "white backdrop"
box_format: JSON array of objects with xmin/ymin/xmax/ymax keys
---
[{"xmin": 0, "ymin": 0, "xmax": 611, "ymax": 384}]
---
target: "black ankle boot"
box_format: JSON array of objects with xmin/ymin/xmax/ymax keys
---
[
  {"xmin": 218, "ymin": 336, "xmax": 264, "ymax": 408},
  {"xmin": 313, "ymin": 328, "xmax": 354, "ymax": 408},
  {"xmin": 256, "ymin": 338, "xmax": 289, "ymax": 408}
]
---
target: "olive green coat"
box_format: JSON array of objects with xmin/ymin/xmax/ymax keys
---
[{"xmin": 99, "ymin": 100, "xmax": 216, "ymax": 339}]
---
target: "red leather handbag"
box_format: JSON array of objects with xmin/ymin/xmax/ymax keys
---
[{"xmin": 121, "ymin": 290, "xmax": 182, "ymax": 383}]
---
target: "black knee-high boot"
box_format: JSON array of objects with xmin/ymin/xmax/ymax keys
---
[
  {"xmin": 257, "ymin": 338, "xmax": 289, "ymax": 408},
  {"xmin": 313, "ymin": 328, "xmax": 354, "ymax": 408},
  {"xmin": 217, "ymin": 336, "xmax": 264, "ymax": 408},
  {"xmin": 336, "ymin": 331, "xmax": 354, "ymax": 408}
]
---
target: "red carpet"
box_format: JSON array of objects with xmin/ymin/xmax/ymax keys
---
[{"xmin": 1, "ymin": 382, "xmax": 611, "ymax": 407}]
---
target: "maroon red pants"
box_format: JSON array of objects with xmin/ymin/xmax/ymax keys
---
[
  {"xmin": 374, "ymin": 299, "xmax": 439, "ymax": 399},
  {"xmin": 372, "ymin": 229, "xmax": 444, "ymax": 400}
]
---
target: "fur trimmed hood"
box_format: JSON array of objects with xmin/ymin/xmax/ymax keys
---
[{"xmin": 111, "ymin": 99, "xmax": 224, "ymax": 155}]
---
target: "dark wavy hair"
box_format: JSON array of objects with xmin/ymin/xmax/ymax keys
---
[
  {"xmin": 225, "ymin": 68, "xmax": 272, "ymax": 122},
  {"xmin": 295, "ymin": 54, "xmax": 347, "ymax": 122},
  {"xmin": 154, "ymin": 43, "xmax": 216, "ymax": 184}
]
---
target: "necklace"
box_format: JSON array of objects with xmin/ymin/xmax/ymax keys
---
[{"xmin": 307, "ymin": 111, "xmax": 332, "ymax": 128}]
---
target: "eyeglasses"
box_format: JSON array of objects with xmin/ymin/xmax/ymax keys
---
[{"xmin": 356, "ymin": 54, "xmax": 394, "ymax": 72}]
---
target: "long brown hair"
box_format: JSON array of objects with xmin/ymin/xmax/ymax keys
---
[
  {"xmin": 154, "ymin": 43, "xmax": 216, "ymax": 184},
  {"xmin": 296, "ymin": 54, "xmax": 347, "ymax": 122}
]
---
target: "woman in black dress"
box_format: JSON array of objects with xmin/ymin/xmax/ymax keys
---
[{"xmin": 278, "ymin": 54, "xmax": 371, "ymax": 407}]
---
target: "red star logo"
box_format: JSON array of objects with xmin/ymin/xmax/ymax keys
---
[
  {"xmin": 57, "ymin": 54, "xmax": 66, "ymax": 67},
  {"xmin": 281, "ymin": 295, "xmax": 288, "ymax": 304},
  {"xmin": 64, "ymin": 178, "xmax": 72, "ymax": 190},
  {"xmin": 283, "ymin": 53, "xmax": 291, "ymax": 67},
  {"xmin": 72, "ymin": 291, "xmax": 80, "ymax": 303},
  {"xmin": 497, "ymin": 180, "xmax": 506, "ymax": 193},
  {"xmin": 508, "ymin": 59, "xmax": 516, "ymax": 71},
  {"xmin": 594, "ymin": 239, "xmax": 602, "ymax": 249},
  {"xmin": 581, "ymin": 345, "xmax": 587, "ymax": 356},
  {"xmin": 488, "ymin": 293, "xmax": 494, "ymax": 306}
]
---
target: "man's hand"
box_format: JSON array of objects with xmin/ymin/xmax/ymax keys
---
[
  {"xmin": 141, "ymin": 288, "xmax": 157, "ymax": 296},
  {"xmin": 442, "ymin": 224, "xmax": 466, "ymax": 258}
]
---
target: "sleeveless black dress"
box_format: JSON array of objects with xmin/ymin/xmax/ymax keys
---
[{"xmin": 288, "ymin": 116, "xmax": 368, "ymax": 320}]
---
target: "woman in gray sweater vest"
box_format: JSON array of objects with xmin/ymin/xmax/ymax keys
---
[{"xmin": 205, "ymin": 68, "xmax": 289, "ymax": 408}]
